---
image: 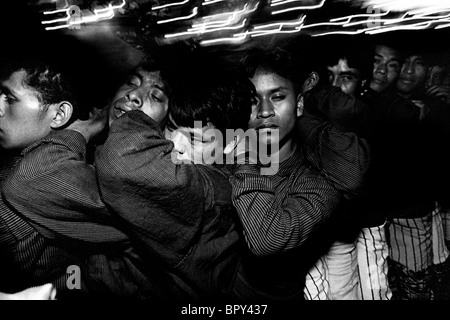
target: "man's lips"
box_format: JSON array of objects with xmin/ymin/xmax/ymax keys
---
[
  {"xmin": 399, "ymin": 78, "xmax": 414, "ymax": 85},
  {"xmin": 255, "ymin": 122, "xmax": 278, "ymax": 130},
  {"xmin": 371, "ymin": 78, "xmax": 385, "ymax": 85},
  {"xmin": 113, "ymin": 105, "xmax": 133, "ymax": 118}
]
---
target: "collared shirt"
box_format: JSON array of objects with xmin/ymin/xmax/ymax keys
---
[
  {"xmin": 229, "ymin": 147, "xmax": 344, "ymax": 300},
  {"xmin": 3, "ymin": 130, "xmax": 129, "ymax": 244},
  {"xmin": 0, "ymin": 148, "xmax": 78, "ymax": 294},
  {"xmin": 95, "ymin": 110, "xmax": 243, "ymax": 301},
  {"xmin": 1, "ymin": 130, "xmax": 158, "ymax": 299}
]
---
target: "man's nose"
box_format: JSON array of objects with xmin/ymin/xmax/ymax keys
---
[
  {"xmin": 375, "ymin": 63, "xmax": 387, "ymax": 75},
  {"xmin": 256, "ymin": 99, "xmax": 275, "ymax": 118},
  {"xmin": 331, "ymin": 77, "xmax": 342, "ymax": 88},
  {"xmin": 126, "ymin": 88, "xmax": 143, "ymax": 109},
  {"xmin": 0, "ymin": 103, "xmax": 5, "ymax": 117}
]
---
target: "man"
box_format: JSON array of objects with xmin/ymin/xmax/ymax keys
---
[
  {"xmin": 229, "ymin": 44, "xmax": 370, "ymax": 301},
  {"xmin": 369, "ymin": 43, "xmax": 402, "ymax": 94},
  {"xmin": 325, "ymin": 37, "xmax": 372, "ymax": 97},
  {"xmin": 95, "ymin": 50, "xmax": 255, "ymax": 301},
  {"xmin": 386, "ymin": 43, "xmax": 450, "ymax": 300},
  {"xmin": 0, "ymin": 40, "xmax": 155, "ymax": 299},
  {"xmin": 310, "ymin": 38, "xmax": 394, "ymax": 300},
  {"xmin": 0, "ymin": 51, "xmax": 88, "ymax": 296}
]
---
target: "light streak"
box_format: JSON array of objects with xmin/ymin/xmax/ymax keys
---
[
  {"xmin": 330, "ymin": 10, "xmax": 390, "ymax": 21},
  {"xmin": 232, "ymin": 15, "xmax": 305, "ymax": 37},
  {"xmin": 361, "ymin": 0, "xmax": 450, "ymax": 12},
  {"xmin": 152, "ymin": 0, "xmax": 190, "ymax": 11},
  {"xmin": 199, "ymin": 33, "xmax": 247, "ymax": 45},
  {"xmin": 272, "ymin": 0, "xmax": 325, "ymax": 14},
  {"xmin": 202, "ymin": 0, "xmax": 225, "ymax": 5},
  {"xmin": 43, "ymin": 0, "xmax": 126, "ymax": 30},
  {"xmin": 157, "ymin": 7, "xmax": 198, "ymax": 24},
  {"xmin": 271, "ymin": 0, "xmax": 322, "ymax": 7},
  {"xmin": 42, "ymin": 9, "xmax": 71, "ymax": 24},
  {"xmin": 164, "ymin": 18, "xmax": 247, "ymax": 38},
  {"xmin": 311, "ymin": 29, "xmax": 367, "ymax": 36},
  {"xmin": 163, "ymin": 3, "xmax": 258, "ymax": 40},
  {"xmin": 252, "ymin": 14, "xmax": 305, "ymax": 29},
  {"xmin": 43, "ymin": 8, "xmax": 70, "ymax": 15}
]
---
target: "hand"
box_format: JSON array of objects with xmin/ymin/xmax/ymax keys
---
[
  {"xmin": 426, "ymin": 85, "xmax": 450, "ymax": 103},
  {"xmin": 67, "ymin": 107, "xmax": 108, "ymax": 143},
  {"xmin": 0, "ymin": 283, "xmax": 57, "ymax": 300}
]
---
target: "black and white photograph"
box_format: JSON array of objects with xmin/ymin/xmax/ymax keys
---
[{"xmin": 1, "ymin": 0, "xmax": 450, "ymax": 315}]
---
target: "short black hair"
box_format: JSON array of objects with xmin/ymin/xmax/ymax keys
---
[
  {"xmin": 0, "ymin": 34, "xmax": 112, "ymax": 122},
  {"xmin": 165, "ymin": 50, "xmax": 255, "ymax": 134}
]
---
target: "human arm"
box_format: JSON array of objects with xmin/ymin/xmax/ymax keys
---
[
  {"xmin": 95, "ymin": 110, "xmax": 206, "ymax": 266},
  {"xmin": 1, "ymin": 130, "xmax": 129, "ymax": 244},
  {"xmin": 229, "ymin": 164, "xmax": 341, "ymax": 257},
  {"xmin": 298, "ymin": 86, "xmax": 372, "ymax": 199}
]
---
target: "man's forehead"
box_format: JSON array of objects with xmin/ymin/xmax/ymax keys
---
[
  {"xmin": 375, "ymin": 45, "xmax": 400, "ymax": 58},
  {"xmin": 328, "ymin": 59, "xmax": 358, "ymax": 73},
  {"xmin": 2, "ymin": 70, "xmax": 34, "ymax": 95},
  {"xmin": 135, "ymin": 68, "xmax": 162, "ymax": 82}
]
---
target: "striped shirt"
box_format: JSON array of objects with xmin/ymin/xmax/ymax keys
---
[
  {"xmin": 95, "ymin": 110, "xmax": 243, "ymax": 301},
  {"xmin": 0, "ymin": 149, "xmax": 78, "ymax": 294},
  {"xmin": 229, "ymin": 88, "xmax": 372, "ymax": 300},
  {"xmin": 1, "ymin": 130, "xmax": 158, "ymax": 299},
  {"xmin": 229, "ymin": 147, "xmax": 345, "ymax": 300}
]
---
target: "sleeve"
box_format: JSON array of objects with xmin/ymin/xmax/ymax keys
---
[
  {"xmin": 298, "ymin": 86, "xmax": 372, "ymax": 199},
  {"xmin": 1, "ymin": 130, "xmax": 130, "ymax": 245},
  {"xmin": 229, "ymin": 165, "xmax": 341, "ymax": 257},
  {"xmin": 95, "ymin": 110, "xmax": 205, "ymax": 265},
  {"xmin": 304, "ymin": 85, "xmax": 373, "ymax": 135},
  {"xmin": 297, "ymin": 112, "xmax": 371, "ymax": 200}
]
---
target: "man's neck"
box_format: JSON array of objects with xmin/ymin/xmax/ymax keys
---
[{"xmin": 275, "ymin": 139, "xmax": 297, "ymax": 164}]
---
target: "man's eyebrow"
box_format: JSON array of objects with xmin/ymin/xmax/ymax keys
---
[{"xmin": 269, "ymin": 86, "xmax": 290, "ymax": 94}]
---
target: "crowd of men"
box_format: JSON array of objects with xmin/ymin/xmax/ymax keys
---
[{"xmin": 1, "ymin": 29, "xmax": 450, "ymax": 302}]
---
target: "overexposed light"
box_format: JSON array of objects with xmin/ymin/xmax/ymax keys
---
[
  {"xmin": 272, "ymin": 0, "xmax": 325, "ymax": 14},
  {"xmin": 202, "ymin": 0, "xmax": 225, "ymax": 5},
  {"xmin": 43, "ymin": 0, "xmax": 126, "ymax": 30},
  {"xmin": 152, "ymin": 0, "xmax": 190, "ymax": 10}
]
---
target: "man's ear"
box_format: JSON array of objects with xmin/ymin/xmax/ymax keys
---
[
  {"xmin": 296, "ymin": 94, "xmax": 304, "ymax": 117},
  {"xmin": 50, "ymin": 101, "xmax": 73, "ymax": 129},
  {"xmin": 301, "ymin": 72, "xmax": 320, "ymax": 93}
]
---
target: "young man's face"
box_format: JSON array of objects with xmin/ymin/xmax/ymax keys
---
[
  {"xmin": 108, "ymin": 68, "xmax": 170, "ymax": 126},
  {"xmin": 396, "ymin": 55, "xmax": 428, "ymax": 97},
  {"xmin": 164, "ymin": 116, "xmax": 224, "ymax": 165},
  {"xmin": 370, "ymin": 45, "xmax": 401, "ymax": 93},
  {"xmin": 249, "ymin": 69, "xmax": 300, "ymax": 159},
  {"xmin": 0, "ymin": 70, "xmax": 54, "ymax": 150},
  {"xmin": 327, "ymin": 58, "xmax": 362, "ymax": 95}
]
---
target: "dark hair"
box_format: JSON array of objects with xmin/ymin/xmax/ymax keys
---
[
  {"xmin": 240, "ymin": 46, "xmax": 303, "ymax": 94},
  {"xmin": 318, "ymin": 35, "xmax": 374, "ymax": 81},
  {"xmin": 0, "ymin": 34, "xmax": 112, "ymax": 123},
  {"xmin": 239, "ymin": 36, "xmax": 318, "ymax": 94},
  {"xmin": 166, "ymin": 51, "xmax": 255, "ymax": 134},
  {"xmin": 0, "ymin": 55, "xmax": 87, "ymax": 122}
]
